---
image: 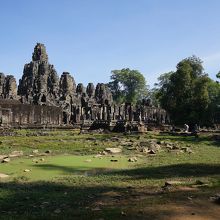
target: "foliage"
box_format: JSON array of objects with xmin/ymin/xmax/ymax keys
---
[
  {"xmin": 145, "ymin": 88, "xmax": 160, "ymax": 107},
  {"xmin": 216, "ymin": 71, "xmax": 220, "ymax": 79},
  {"xmin": 108, "ymin": 68, "xmax": 147, "ymax": 104},
  {"xmin": 156, "ymin": 56, "xmax": 220, "ymax": 126}
]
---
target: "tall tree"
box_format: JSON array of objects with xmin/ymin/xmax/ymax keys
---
[
  {"xmin": 108, "ymin": 68, "xmax": 147, "ymax": 104},
  {"xmin": 156, "ymin": 56, "xmax": 212, "ymax": 126}
]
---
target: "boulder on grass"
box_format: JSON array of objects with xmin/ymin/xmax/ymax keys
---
[{"xmin": 105, "ymin": 148, "xmax": 122, "ymax": 154}]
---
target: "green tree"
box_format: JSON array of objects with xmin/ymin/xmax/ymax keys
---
[
  {"xmin": 216, "ymin": 71, "xmax": 220, "ymax": 80},
  {"xmin": 147, "ymin": 88, "xmax": 160, "ymax": 107},
  {"xmin": 108, "ymin": 68, "xmax": 147, "ymax": 104},
  {"xmin": 206, "ymin": 79, "xmax": 220, "ymax": 125},
  {"xmin": 156, "ymin": 56, "xmax": 212, "ymax": 126}
]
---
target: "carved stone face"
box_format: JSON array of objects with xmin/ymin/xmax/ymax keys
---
[
  {"xmin": 86, "ymin": 83, "xmax": 95, "ymax": 97},
  {"xmin": 76, "ymin": 83, "xmax": 84, "ymax": 94},
  {"xmin": 32, "ymin": 43, "xmax": 48, "ymax": 62},
  {"xmin": 60, "ymin": 72, "xmax": 76, "ymax": 95}
]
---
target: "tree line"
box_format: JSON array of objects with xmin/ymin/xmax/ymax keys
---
[{"xmin": 107, "ymin": 56, "xmax": 220, "ymax": 126}]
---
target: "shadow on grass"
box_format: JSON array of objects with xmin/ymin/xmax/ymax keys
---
[
  {"xmin": 34, "ymin": 163, "xmax": 220, "ymax": 180},
  {"xmin": 33, "ymin": 163, "xmax": 115, "ymax": 176},
  {"xmin": 108, "ymin": 163, "xmax": 220, "ymax": 180},
  {"xmin": 0, "ymin": 179, "xmax": 219, "ymax": 220}
]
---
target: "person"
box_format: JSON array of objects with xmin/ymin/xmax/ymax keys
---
[{"xmin": 184, "ymin": 124, "xmax": 189, "ymax": 132}]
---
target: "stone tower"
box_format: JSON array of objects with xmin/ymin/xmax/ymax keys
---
[
  {"xmin": 59, "ymin": 72, "xmax": 76, "ymax": 99},
  {"xmin": 0, "ymin": 73, "xmax": 17, "ymax": 99},
  {"xmin": 32, "ymin": 43, "xmax": 48, "ymax": 62},
  {"xmin": 18, "ymin": 43, "xmax": 59, "ymax": 105}
]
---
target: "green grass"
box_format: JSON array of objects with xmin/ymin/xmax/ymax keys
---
[{"xmin": 0, "ymin": 129, "xmax": 220, "ymax": 219}]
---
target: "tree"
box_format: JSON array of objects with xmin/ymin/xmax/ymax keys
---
[
  {"xmin": 216, "ymin": 71, "xmax": 220, "ymax": 80},
  {"xmin": 147, "ymin": 88, "xmax": 160, "ymax": 107},
  {"xmin": 206, "ymin": 79, "xmax": 220, "ymax": 125},
  {"xmin": 156, "ymin": 56, "xmax": 212, "ymax": 126},
  {"xmin": 108, "ymin": 68, "xmax": 147, "ymax": 104}
]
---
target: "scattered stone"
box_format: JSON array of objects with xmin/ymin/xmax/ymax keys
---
[
  {"xmin": 120, "ymin": 140, "xmax": 133, "ymax": 146},
  {"xmin": 181, "ymin": 147, "xmax": 189, "ymax": 152},
  {"xmin": 9, "ymin": 150, "xmax": 23, "ymax": 158},
  {"xmin": 39, "ymin": 158, "xmax": 45, "ymax": 162},
  {"xmin": 0, "ymin": 155, "xmax": 8, "ymax": 160},
  {"xmin": 128, "ymin": 157, "xmax": 137, "ymax": 162},
  {"xmin": 127, "ymin": 146, "xmax": 136, "ymax": 150},
  {"xmin": 148, "ymin": 149, "xmax": 156, "ymax": 154},
  {"xmin": 172, "ymin": 144, "xmax": 180, "ymax": 150},
  {"xmin": 24, "ymin": 169, "xmax": 30, "ymax": 172},
  {"xmin": 105, "ymin": 148, "xmax": 122, "ymax": 154},
  {"xmin": 187, "ymin": 149, "xmax": 193, "ymax": 154},
  {"xmin": 33, "ymin": 149, "xmax": 39, "ymax": 154},
  {"xmin": 154, "ymin": 144, "xmax": 161, "ymax": 150},
  {"xmin": 166, "ymin": 145, "xmax": 173, "ymax": 150},
  {"xmin": 2, "ymin": 157, "xmax": 10, "ymax": 163},
  {"xmin": 0, "ymin": 173, "xmax": 9, "ymax": 178},
  {"xmin": 141, "ymin": 147, "xmax": 149, "ymax": 153},
  {"xmin": 45, "ymin": 150, "xmax": 52, "ymax": 154},
  {"xmin": 94, "ymin": 154, "xmax": 103, "ymax": 158},
  {"xmin": 164, "ymin": 180, "xmax": 183, "ymax": 186},
  {"xmin": 102, "ymin": 151, "xmax": 108, "ymax": 155},
  {"xmin": 85, "ymin": 159, "xmax": 92, "ymax": 163},
  {"xmin": 110, "ymin": 159, "xmax": 118, "ymax": 162}
]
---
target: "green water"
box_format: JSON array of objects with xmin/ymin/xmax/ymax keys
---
[{"xmin": 0, "ymin": 155, "xmax": 135, "ymax": 181}]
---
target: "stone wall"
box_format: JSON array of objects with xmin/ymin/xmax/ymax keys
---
[{"xmin": 0, "ymin": 99, "xmax": 62, "ymax": 127}]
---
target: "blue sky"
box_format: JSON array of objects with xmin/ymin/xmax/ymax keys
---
[{"xmin": 1, "ymin": 0, "xmax": 220, "ymax": 87}]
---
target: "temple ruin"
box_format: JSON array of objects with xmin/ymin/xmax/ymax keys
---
[{"xmin": 0, "ymin": 43, "xmax": 170, "ymax": 130}]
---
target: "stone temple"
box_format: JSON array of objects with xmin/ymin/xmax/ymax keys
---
[{"xmin": 0, "ymin": 43, "xmax": 169, "ymax": 130}]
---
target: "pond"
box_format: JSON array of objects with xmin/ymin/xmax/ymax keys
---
[{"xmin": 0, "ymin": 155, "xmax": 140, "ymax": 181}]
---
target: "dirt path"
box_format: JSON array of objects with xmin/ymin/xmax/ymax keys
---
[{"xmin": 92, "ymin": 186, "xmax": 220, "ymax": 220}]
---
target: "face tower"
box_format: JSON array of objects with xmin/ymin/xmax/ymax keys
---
[{"xmin": 18, "ymin": 43, "xmax": 59, "ymax": 105}]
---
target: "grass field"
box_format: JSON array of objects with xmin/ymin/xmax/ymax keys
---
[{"xmin": 0, "ymin": 129, "xmax": 220, "ymax": 219}]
